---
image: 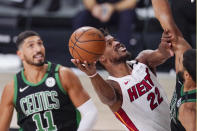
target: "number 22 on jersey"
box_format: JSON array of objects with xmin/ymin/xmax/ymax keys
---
[{"xmin": 147, "ymin": 87, "xmax": 163, "ymax": 110}]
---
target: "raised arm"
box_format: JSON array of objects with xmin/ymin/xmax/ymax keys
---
[
  {"xmin": 0, "ymin": 81, "xmax": 15, "ymax": 130},
  {"xmin": 151, "ymin": 0, "xmax": 193, "ymax": 73},
  {"xmin": 136, "ymin": 31, "xmax": 174, "ymax": 73},
  {"xmin": 162, "ymin": 31, "xmax": 192, "ymax": 73},
  {"xmin": 58, "ymin": 66, "xmax": 98, "ymax": 131},
  {"xmin": 173, "ymin": 37, "xmax": 192, "ymax": 73},
  {"xmin": 71, "ymin": 60, "xmax": 121, "ymax": 110},
  {"xmin": 151, "ymin": 0, "xmax": 182, "ymax": 40}
]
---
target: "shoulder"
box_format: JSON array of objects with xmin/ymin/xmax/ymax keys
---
[
  {"xmin": 58, "ymin": 66, "xmax": 82, "ymax": 89},
  {"xmin": 4, "ymin": 80, "xmax": 14, "ymax": 92},
  {"xmin": 135, "ymin": 50, "xmax": 154, "ymax": 65},
  {"xmin": 58, "ymin": 66, "xmax": 77, "ymax": 79},
  {"xmin": 135, "ymin": 50, "xmax": 157, "ymax": 75}
]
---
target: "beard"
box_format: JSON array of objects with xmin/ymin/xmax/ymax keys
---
[
  {"xmin": 111, "ymin": 51, "xmax": 132, "ymax": 64},
  {"xmin": 177, "ymin": 71, "xmax": 185, "ymax": 83},
  {"xmin": 24, "ymin": 53, "xmax": 45, "ymax": 66}
]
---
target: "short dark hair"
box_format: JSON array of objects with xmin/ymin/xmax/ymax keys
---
[
  {"xmin": 95, "ymin": 28, "xmax": 109, "ymax": 70},
  {"xmin": 16, "ymin": 30, "xmax": 40, "ymax": 49},
  {"xmin": 183, "ymin": 49, "xmax": 196, "ymax": 82},
  {"xmin": 99, "ymin": 28, "xmax": 110, "ymax": 37}
]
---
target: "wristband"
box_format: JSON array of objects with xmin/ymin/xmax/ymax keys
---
[{"xmin": 88, "ymin": 72, "xmax": 98, "ymax": 78}]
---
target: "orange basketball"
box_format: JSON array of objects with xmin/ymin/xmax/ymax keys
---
[{"xmin": 68, "ymin": 26, "xmax": 106, "ymax": 63}]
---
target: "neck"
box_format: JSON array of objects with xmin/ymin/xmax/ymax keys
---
[
  {"xmin": 23, "ymin": 62, "xmax": 48, "ymax": 84},
  {"xmin": 106, "ymin": 62, "xmax": 132, "ymax": 77}
]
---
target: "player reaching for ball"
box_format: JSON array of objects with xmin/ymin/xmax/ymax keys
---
[
  {"xmin": 0, "ymin": 31, "xmax": 98, "ymax": 131},
  {"xmin": 72, "ymin": 29, "xmax": 173, "ymax": 131}
]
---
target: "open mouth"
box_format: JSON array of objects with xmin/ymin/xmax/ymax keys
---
[
  {"xmin": 119, "ymin": 46, "xmax": 126, "ymax": 52},
  {"xmin": 33, "ymin": 53, "xmax": 43, "ymax": 60},
  {"xmin": 115, "ymin": 43, "xmax": 126, "ymax": 52}
]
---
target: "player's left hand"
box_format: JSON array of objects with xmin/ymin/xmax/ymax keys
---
[
  {"xmin": 71, "ymin": 59, "xmax": 97, "ymax": 76},
  {"xmin": 159, "ymin": 30, "xmax": 174, "ymax": 57}
]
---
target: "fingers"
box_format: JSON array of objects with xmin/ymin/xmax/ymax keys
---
[
  {"xmin": 83, "ymin": 61, "xmax": 97, "ymax": 70},
  {"xmin": 71, "ymin": 59, "xmax": 98, "ymax": 76},
  {"xmin": 161, "ymin": 37, "xmax": 171, "ymax": 43},
  {"xmin": 162, "ymin": 31, "xmax": 171, "ymax": 38},
  {"xmin": 159, "ymin": 30, "xmax": 175, "ymax": 57},
  {"xmin": 71, "ymin": 59, "xmax": 97, "ymax": 69},
  {"xmin": 162, "ymin": 30, "xmax": 173, "ymax": 43},
  {"xmin": 71, "ymin": 59, "xmax": 86, "ymax": 70}
]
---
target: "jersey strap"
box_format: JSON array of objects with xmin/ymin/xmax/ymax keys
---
[{"xmin": 181, "ymin": 89, "xmax": 197, "ymax": 104}]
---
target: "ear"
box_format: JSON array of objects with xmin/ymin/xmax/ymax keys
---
[
  {"xmin": 17, "ymin": 50, "xmax": 24, "ymax": 60},
  {"xmin": 184, "ymin": 70, "xmax": 192, "ymax": 81},
  {"xmin": 99, "ymin": 55, "xmax": 106, "ymax": 63}
]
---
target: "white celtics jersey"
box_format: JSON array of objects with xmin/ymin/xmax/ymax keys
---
[{"xmin": 108, "ymin": 61, "xmax": 170, "ymax": 131}]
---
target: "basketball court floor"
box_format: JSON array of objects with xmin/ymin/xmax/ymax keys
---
[{"xmin": 0, "ymin": 69, "xmax": 176, "ymax": 131}]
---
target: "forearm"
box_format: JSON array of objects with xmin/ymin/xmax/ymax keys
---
[
  {"xmin": 136, "ymin": 49, "xmax": 170, "ymax": 68},
  {"xmin": 173, "ymin": 37, "xmax": 192, "ymax": 54},
  {"xmin": 151, "ymin": 0, "xmax": 182, "ymax": 37},
  {"xmin": 0, "ymin": 120, "xmax": 10, "ymax": 131},
  {"xmin": 90, "ymin": 74, "xmax": 117, "ymax": 105},
  {"xmin": 174, "ymin": 37, "xmax": 192, "ymax": 73},
  {"xmin": 83, "ymin": 0, "xmax": 97, "ymax": 11},
  {"xmin": 114, "ymin": 0, "xmax": 137, "ymax": 11},
  {"xmin": 147, "ymin": 49, "xmax": 170, "ymax": 67}
]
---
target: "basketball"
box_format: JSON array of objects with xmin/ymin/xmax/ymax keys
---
[{"xmin": 68, "ymin": 26, "xmax": 106, "ymax": 63}]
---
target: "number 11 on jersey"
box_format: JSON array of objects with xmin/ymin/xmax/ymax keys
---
[{"xmin": 33, "ymin": 111, "xmax": 57, "ymax": 131}]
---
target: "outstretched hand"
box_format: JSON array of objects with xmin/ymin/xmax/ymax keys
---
[
  {"xmin": 71, "ymin": 59, "xmax": 97, "ymax": 76},
  {"xmin": 159, "ymin": 30, "xmax": 174, "ymax": 57}
]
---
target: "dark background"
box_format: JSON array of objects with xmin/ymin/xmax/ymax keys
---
[{"xmin": 0, "ymin": 0, "xmax": 196, "ymax": 72}]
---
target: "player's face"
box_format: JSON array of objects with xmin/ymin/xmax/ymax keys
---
[
  {"xmin": 19, "ymin": 36, "xmax": 45, "ymax": 66},
  {"xmin": 103, "ymin": 35, "xmax": 131, "ymax": 63}
]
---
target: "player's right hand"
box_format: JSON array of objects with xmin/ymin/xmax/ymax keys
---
[{"xmin": 71, "ymin": 59, "xmax": 97, "ymax": 77}]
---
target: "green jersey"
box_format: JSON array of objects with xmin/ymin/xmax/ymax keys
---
[{"xmin": 13, "ymin": 62, "xmax": 81, "ymax": 131}]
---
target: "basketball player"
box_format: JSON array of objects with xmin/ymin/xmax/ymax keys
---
[
  {"xmin": 72, "ymin": 30, "xmax": 173, "ymax": 131},
  {"xmin": 0, "ymin": 31, "xmax": 98, "ymax": 131},
  {"xmin": 150, "ymin": 0, "xmax": 196, "ymax": 130},
  {"xmin": 162, "ymin": 31, "xmax": 196, "ymax": 131}
]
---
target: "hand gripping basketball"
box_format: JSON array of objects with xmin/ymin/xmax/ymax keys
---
[{"xmin": 69, "ymin": 26, "xmax": 106, "ymax": 63}]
